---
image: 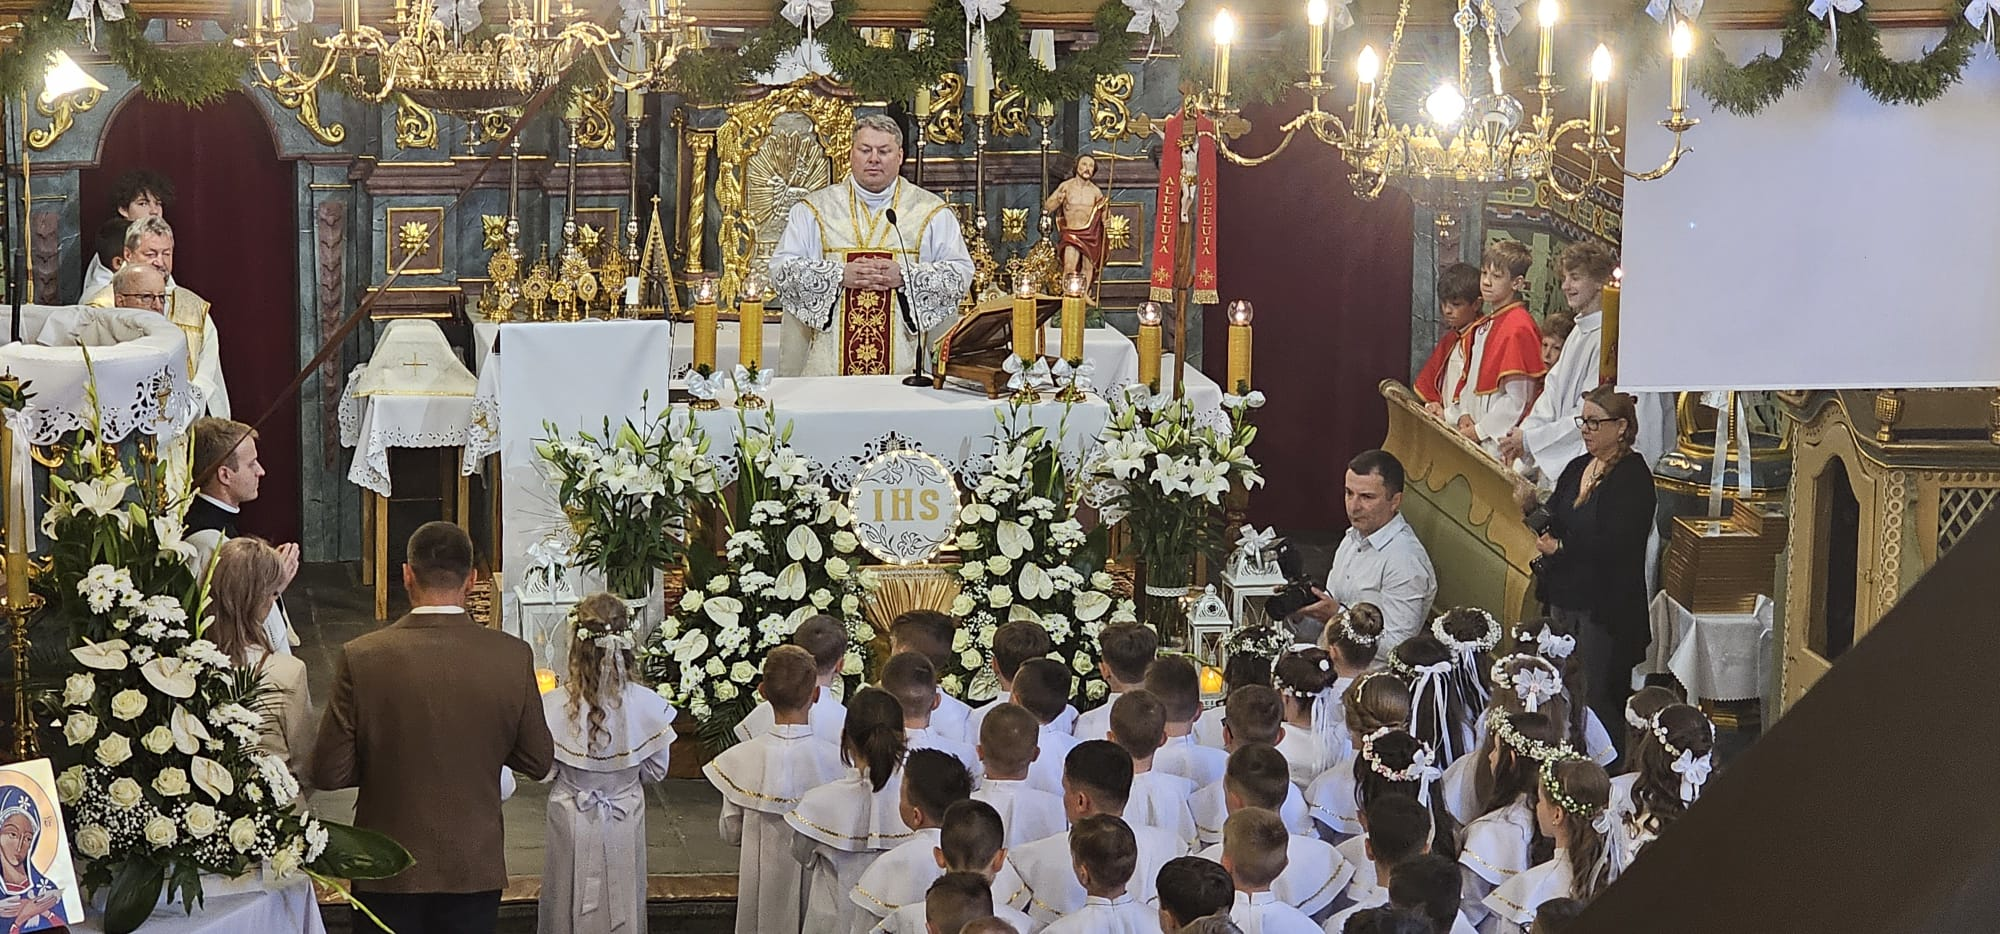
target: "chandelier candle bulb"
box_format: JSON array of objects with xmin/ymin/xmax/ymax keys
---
[
  {"xmin": 1669, "ymin": 22, "xmax": 1693, "ymax": 112},
  {"xmin": 1537, "ymin": 0, "xmax": 1558, "ymax": 78},
  {"xmin": 1588, "ymin": 44, "xmax": 1612, "ymax": 137},
  {"xmin": 1013, "ymin": 276, "xmax": 1038, "ymax": 361},
  {"xmin": 740, "ymin": 276, "xmax": 766, "ymax": 371},
  {"xmin": 1137, "ymin": 301, "xmax": 1164, "ymax": 389},
  {"xmin": 1306, "ymin": 0, "xmax": 1327, "ymax": 79},
  {"xmin": 1061, "ymin": 274, "xmax": 1087, "ymax": 361},
  {"xmin": 1226, "ymin": 300, "xmax": 1254, "ymax": 392},
  {"xmin": 1355, "ymin": 46, "xmax": 1379, "ymax": 137},
  {"xmin": 1212, "ymin": 9, "xmax": 1236, "ymax": 100},
  {"xmin": 693, "ymin": 278, "xmax": 718, "ymax": 372}
]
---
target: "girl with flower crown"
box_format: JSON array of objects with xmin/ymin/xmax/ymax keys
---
[
  {"xmin": 208, "ymin": 537, "xmax": 314, "ymax": 790},
  {"xmin": 1438, "ymin": 654, "xmax": 1570, "ymax": 827},
  {"xmin": 1609, "ymin": 703, "xmax": 1713, "ymax": 871},
  {"xmin": 1334, "ymin": 727, "xmax": 1457, "ymax": 898},
  {"xmin": 1457, "ymin": 711, "xmax": 1567, "ymax": 931},
  {"xmin": 1619, "ymin": 686, "xmax": 1681, "ymax": 767},
  {"xmin": 1514, "ymin": 616, "xmax": 1618, "ymax": 766},
  {"xmin": 1272, "ymin": 647, "xmax": 1339, "ymax": 788},
  {"xmin": 1316, "ymin": 603, "xmax": 1386, "ymax": 764},
  {"xmin": 1306, "ymin": 671, "xmax": 1409, "ymax": 842},
  {"xmin": 1479, "ymin": 757, "xmax": 1616, "ymax": 932},
  {"xmin": 539, "ymin": 593, "xmax": 679, "ymax": 934},
  {"xmin": 1388, "ymin": 633, "xmax": 1483, "ymax": 769}
]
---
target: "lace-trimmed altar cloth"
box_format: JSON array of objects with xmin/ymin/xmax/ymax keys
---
[
  {"xmin": 337, "ymin": 320, "xmax": 479, "ymax": 497},
  {"xmin": 0, "ymin": 304, "xmax": 200, "ymax": 445}
]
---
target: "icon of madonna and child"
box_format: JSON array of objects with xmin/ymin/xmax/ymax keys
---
[{"xmin": 0, "ymin": 763, "xmax": 83, "ymax": 933}]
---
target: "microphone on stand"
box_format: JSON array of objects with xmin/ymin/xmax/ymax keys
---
[{"xmin": 884, "ymin": 208, "xmax": 932, "ymax": 387}]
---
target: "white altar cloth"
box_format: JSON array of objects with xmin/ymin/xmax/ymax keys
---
[
  {"xmin": 0, "ymin": 304, "xmax": 198, "ymax": 444},
  {"xmin": 73, "ymin": 880, "xmax": 325, "ymax": 933},
  {"xmin": 1641, "ymin": 593, "xmax": 1773, "ymax": 703},
  {"xmin": 336, "ymin": 365, "xmax": 476, "ymax": 496}
]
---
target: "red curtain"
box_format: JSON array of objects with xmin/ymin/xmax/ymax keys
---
[
  {"xmin": 1208, "ymin": 91, "xmax": 1415, "ymax": 532},
  {"xmin": 81, "ymin": 93, "xmax": 301, "ymax": 545}
]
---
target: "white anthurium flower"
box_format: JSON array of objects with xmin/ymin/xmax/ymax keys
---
[
  {"xmin": 71, "ymin": 639, "xmax": 131, "ymax": 671},
  {"xmin": 786, "ymin": 525, "xmax": 824, "ymax": 562},
  {"xmin": 140, "ymin": 657, "xmax": 199, "ymax": 698},
  {"xmin": 995, "ymin": 520, "xmax": 1032, "ymax": 559},
  {"xmin": 702, "ymin": 596, "xmax": 744, "ymax": 628},
  {"xmin": 991, "ymin": 446, "xmax": 1030, "ymax": 479},
  {"xmin": 673, "ymin": 629, "xmax": 711, "ymax": 663},
  {"xmin": 959, "ymin": 502, "xmax": 999, "ymax": 525},
  {"xmin": 171, "ymin": 705, "xmax": 212, "ymax": 755},
  {"xmin": 773, "ymin": 562, "xmax": 809, "ymax": 601},
  {"xmin": 1073, "ymin": 590, "xmax": 1113, "ymax": 622},
  {"xmin": 190, "ymin": 755, "xmax": 235, "ymax": 801},
  {"xmin": 1007, "ymin": 603, "xmax": 1043, "ymax": 624},
  {"xmin": 1017, "ymin": 563, "xmax": 1055, "ymax": 601}
]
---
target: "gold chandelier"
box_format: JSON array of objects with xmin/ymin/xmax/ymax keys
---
[
  {"xmin": 237, "ymin": 0, "xmax": 698, "ymax": 116},
  {"xmin": 1200, "ymin": 0, "xmax": 1698, "ymax": 212}
]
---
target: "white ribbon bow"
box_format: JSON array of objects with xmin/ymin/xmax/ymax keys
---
[
  {"xmin": 781, "ymin": 0, "xmax": 834, "ymax": 30},
  {"xmin": 1051, "ymin": 357, "xmax": 1097, "ymax": 393},
  {"xmin": 1221, "ymin": 390, "xmax": 1268, "ymax": 411},
  {"xmin": 962, "ymin": 0, "xmax": 1007, "ymax": 24},
  {"xmin": 594, "ymin": 632, "xmax": 638, "ymax": 652},
  {"xmin": 1485, "ymin": 0, "xmax": 1525, "ymax": 35},
  {"xmin": 67, "ymin": 0, "xmax": 124, "ymax": 23},
  {"xmin": 1237, "ymin": 525, "xmax": 1278, "ymax": 555},
  {"xmin": 1003, "ymin": 355, "xmax": 1052, "ymax": 391},
  {"xmin": 430, "ymin": 0, "xmax": 482, "ymax": 33},
  {"xmin": 1806, "ymin": 0, "xmax": 1863, "ymax": 55},
  {"xmin": 1537, "ymin": 630, "xmax": 1577, "ymax": 659},
  {"xmin": 685, "ymin": 370, "xmax": 728, "ymax": 401},
  {"xmin": 1645, "ymin": 0, "xmax": 1703, "ymax": 22},
  {"xmin": 574, "ymin": 787, "xmax": 636, "ymax": 821},
  {"xmin": 1326, "ymin": 0, "xmax": 1356, "ymax": 29},
  {"xmin": 1409, "ymin": 661, "xmax": 1460, "ymax": 761},
  {"xmin": 1515, "ymin": 667, "xmax": 1562, "ymax": 713},
  {"xmin": 1671, "ymin": 750, "xmax": 1714, "ymax": 804},
  {"xmin": 1591, "ymin": 810, "xmax": 1616, "ymax": 835},
  {"xmin": 731, "ymin": 364, "xmax": 775, "ymax": 395},
  {"xmin": 1123, "ymin": 0, "xmax": 1184, "ymax": 36},
  {"xmin": 526, "ymin": 536, "xmax": 573, "ymax": 588},
  {"xmin": 1967, "ymin": 0, "xmax": 1994, "ymax": 31},
  {"xmin": 1409, "ymin": 747, "xmax": 1444, "ymax": 806}
]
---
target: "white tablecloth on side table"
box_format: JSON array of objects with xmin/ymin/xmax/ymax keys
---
[
  {"xmin": 1642, "ymin": 592, "xmax": 1773, "ymax": 703},
  {"xmin": 336, "ymin": 365, "xmax": 476, "ymax": 497},
  {"xmin": 74, "ymin": 880, "xmax": 325, "ymax": 933}
]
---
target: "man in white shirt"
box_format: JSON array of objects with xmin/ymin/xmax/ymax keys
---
[
  {"xmin": 1301, "ymin": 450, "xmax": 1438, "ymax": 651},
  {"xmin": 1499, "ymin": 241, "xmax": 1616, "ymax": 488}
]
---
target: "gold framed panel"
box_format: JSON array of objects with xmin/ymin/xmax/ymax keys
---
[
  {"xmin": 713, "ymin": 80, "xmax": 855, "ymax": 305},
  {"xmin": 385, "ymin": 206, "xmax": 447, "ymax": 275},
  {"xmin": 1103, "ymin": 201, "xmax": 1145, "ymax": 267}
]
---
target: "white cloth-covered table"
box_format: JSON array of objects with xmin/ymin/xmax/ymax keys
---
[
  {"xmin": 1642, "ymin": 592, "xmax": 1773, "ymax": 702},
  {"xmin": 336, "ymin": 371, "xmax": 476, "ymax": 496},
  {"xmin": 73, "ymin": 879, "xmax": 325, "ymax": 933},
  {"xmin": 0, "ymin": 304, "xmax": 199, "ymax": 444}
]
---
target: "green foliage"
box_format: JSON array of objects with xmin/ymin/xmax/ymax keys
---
[
  {"xmin": 1834, "ymin": 0, "xmax": 1981, "ymax": 105},
  {"xmin": 1690, "ymin": 9, "xmax": 1824, "ymax": 117},
  {"xmin": 309, "ymin": 822, "xmax": 417, "ymax": 880},
  {"xmin": 103, "ymin": 858, "xmax": 166, "ymax": 934},
  {"xmin": 1687, "ymin": 0, "xmax": 1994, "ymax": 117},
  {"xmin": 102, "ymin": 18, "xmax": 253, "ymax": 108}
]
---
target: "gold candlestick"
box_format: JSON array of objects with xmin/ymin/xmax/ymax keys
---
[
  {"xmin": 1226, "ymin": 300, "xmax": 1254, "ymax": 393},
  {"xmin": 1137, "ymin": 301, "xmax": 1164, "ymax": 391},
  {"xmin": 1355, "ymin": 47, "xmax": 1379, "ymax": 138}
]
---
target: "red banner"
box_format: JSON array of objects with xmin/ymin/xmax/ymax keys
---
[{"xmin": 1149, "ymin": 112, "xmax": 1220, "ymax": 305}]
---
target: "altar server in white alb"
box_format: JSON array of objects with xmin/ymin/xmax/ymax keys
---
[
  {"xmin": 769, "ymin": 114, "xmax": 974, "ymax": 377},
  {"xmin": 538, "ymin": 594, "xmax": 679, "ymax": 934}
]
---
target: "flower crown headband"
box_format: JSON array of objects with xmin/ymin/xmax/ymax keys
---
[
  {"xmin": 572, "ymin": 609, "xmax": 637, "ymax": 652},
  {"xmin": 1334, "ymin": 609, "xmax": 1378, "ymax": 647},
  {"xmin": 1650, "ymin": 709, "xmax": 1715, "ymax": 805},
  {"xmin": 1432, "ymin": 608, "xmax": 1502, "ymax": 655},
  {"xmin": 1514, "ymin": 622, "xmax": 1577, "ymax": 660},
  {"xmin": 1361, "ymin": 726, "xmax": 1443, "ymax": 804},
  {"xmin": 1487, "ymin": 706, "xmax": 1576, "ymax": 765},
  {"xmin": 1538, "ymin": 754, "xmax": 1611, "ymax": 833},
  {"xmin": 1624, "ymin": 696, "xmax": 1653, "ymax": 733},
  {"xmin": 1489, "ymin": 654, "xmax": 1564, "ymax": 714}
]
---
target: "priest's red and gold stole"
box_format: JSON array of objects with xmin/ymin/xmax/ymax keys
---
[{"xmin": 841, "ymin": 249, "xmax": 894, "ymax": 375}]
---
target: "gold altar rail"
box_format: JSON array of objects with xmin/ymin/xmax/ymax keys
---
[
  {"xmin": 1379, "ymin": 380, "xmax": 1540, "ymax": 628},
  {"xmin": 0, "ymin": 0, "xmax": 1959, "ymax": 31}
]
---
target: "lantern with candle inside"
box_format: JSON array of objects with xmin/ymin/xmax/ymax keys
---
[
  {"xmin": 1136, "ymin": 301, "xmax": 1164, "ymax": 391},
  {"xmin": 536, "ymin": 668, "xmax": 559, "ymax": 695},
  {"xmin": 1011, "ymin": 274, "xmax": 1039, "ymax": 362},
  {"xmin": 1198, "ymin": 665, "xmax": 1226, "ymax": 705},
  {"xmin": 1225, "ymin": 300, "xmax": 1254, "ymax": 394},
  {"xmin": 692, "ymin": 276, "xmax": 719, "ymax": 374}
]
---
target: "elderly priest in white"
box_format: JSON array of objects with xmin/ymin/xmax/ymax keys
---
[
  {"xmin": 86, "ymin": 217, "xmax": 229, "ymax": 417},
  {"xmin": 768, "ymin": 114, "xmax": 973, "ymax": 376}
]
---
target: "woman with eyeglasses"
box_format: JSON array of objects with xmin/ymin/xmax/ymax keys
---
[{"xmin": 1517, "ymin": 385, "xmax": 1657, "ymax": 762}]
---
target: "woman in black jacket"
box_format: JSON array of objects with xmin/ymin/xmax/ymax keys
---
[{"xmin": 1525, "ymin": 385, "xmax": 1657, "ymax": 757}]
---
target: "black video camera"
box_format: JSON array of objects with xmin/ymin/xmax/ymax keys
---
[{"xmin": 1260, "ymin": 539, "xmax": 1323, "ymax": 624}]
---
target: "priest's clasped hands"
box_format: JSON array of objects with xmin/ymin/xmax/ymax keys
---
[{"xmin": 842, "ymin": 256, "xmax": 904, "ymax": 291}]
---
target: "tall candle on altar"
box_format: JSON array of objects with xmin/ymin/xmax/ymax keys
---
[
  {"xmin": 740, "ymin": 275, "xmax": 766, "ymax": 371},
  {"xmin": 1061, "ymin": 274, "xmax": 1087, "ymax": 362},
  {"xmin": 692, "ymin": 277, "xmax": 718, "ymax": 371},
  {"xmin": 1137, "ymin": 301, "xmax": 1164, "ymax": 390},
  {"xmin": 0, "ymin": 388, "xmax": 22, "ymax": 609},
  {"xmin": 1012, "ymin": 276, "xmax": 1037, "ymax": 361},
  {"xmin": 1599, "ymin": 267, "xmax": 1621, "ymax": 384},
  {"xmin": 1032, "ymin": 30, "xmax": 1057, "ymax": 118},
  {"xmin": 970, "ymin": 30, "xmax": 993, "ymax": 117},
  {"xmin": 1226, "ymin": 300, "xmax": 1254, "ymax": 393}
]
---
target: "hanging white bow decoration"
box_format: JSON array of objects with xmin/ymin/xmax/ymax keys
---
[
  {"xmin": 731, "ymin": 364, "xmax": 776, "ymax": 395},
  {"xmin": 277, "ymin": 0, "xmax": 314, "ymax": 30},
  {"xmin": 963, "ymin": 0, "xmax": 1008, "ymax": 25},
  {"xmin": 67, "ymin": 0, "xmax": 124, "ymax": 47},
  {"xmin": 1806, "ymin": 0, "xmax": 1863, "ymax": 56},
  {"xmin": 1124, "ymin": 0, "xmax": 1184, "ymax": 36},
  {"xmin": 1485, "ymin": 0, "xmax": 1526, "ymax": 35},
  {"xmin": 781, "ymin": 0, "xmax": 834, "ymax": 31},
  {"xmin": 1967, "ymin": 0, "xmax": 1994, "ymax": 34},
  {"xmin": 1327, "ymin": 0, "xmax": 1357, "ymax": 30},
  {"xmin": 431, "ymin": 0, "xmax": 482, "ymax": 33},
  {"xmin": 1671, "ymin": 750, "xmax": 1714, "ymax": 803},
  {"xmin": 1644, "ymin": 0, "xmax": 1703, "ymax": 23}
]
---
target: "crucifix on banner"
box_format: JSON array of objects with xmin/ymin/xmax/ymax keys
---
[{"xmin": 1130, "ymin": 93, "xmax": 1248, "ymax": 397}]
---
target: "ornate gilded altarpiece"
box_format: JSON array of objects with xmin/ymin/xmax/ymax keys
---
[{"xmin": 711, "ymin": 80, "xmax": 855, "ymax": 305}]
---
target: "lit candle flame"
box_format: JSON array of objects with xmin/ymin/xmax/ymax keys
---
[
  {"xmin": 1590, "ymin": 44, "xmax": 1613, "ymax": 83},
  {"xmin": 1537, "ymin": 0, "xmax": 1560, "ymax": 27},
  {"xmin": 1213, "ymin": 9, "xmax": 1237, "ymax": 45},
  {"xmin": 1306, "ymin": 0, "xmax": 1328, "ymax": 27},
  {"xmin": 1670, "ymin": 21, "xmax": 1693, "ymax": 58},
  {"xmin": 1357, "ymin": 45, "xmax": 1380, "ymax": 84}
]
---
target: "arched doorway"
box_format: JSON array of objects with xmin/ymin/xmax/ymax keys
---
[{"xmin": 80, "ymin": 91, "xmax": 300, "ymax": 545}]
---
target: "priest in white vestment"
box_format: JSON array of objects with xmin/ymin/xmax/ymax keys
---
[
  {"xmin": 85, "ymin": 217, "xmax": 230, "ymax": 417},
  {"xmin": 768, "ymin": 114, "xmax": 973, "ymax": 377}
]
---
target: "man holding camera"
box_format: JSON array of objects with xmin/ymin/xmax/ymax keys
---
[{"xmin": 1298, "ymin": 450, "xmax": 1438, "ymax": 651}]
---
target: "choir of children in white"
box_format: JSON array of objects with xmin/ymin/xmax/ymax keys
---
[{"xmin": 550, "ymin": 597, "xmax": 1715, "ymax": 934}]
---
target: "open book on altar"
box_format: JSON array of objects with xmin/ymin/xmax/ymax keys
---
[{"xmin": 933, "ymin": 293, "xmax": 1062, "ymax": 398}]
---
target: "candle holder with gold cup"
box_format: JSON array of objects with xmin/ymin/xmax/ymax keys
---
[
  {"xmin": 1136, "ymin": 301, "xmax": 1164, "ymax": 393},
  {"xmin": 1009, "ymin": 275, "xmax": 1047, "ymax": 405},
  {"xmin": 1225, "ymin": 299, "xmax": 1254, "ymax": 395},
  {"xmin": 688, "ymin": 277, "xmax": 723, "ymax": 410},
  {"xmin": 735, "ymin": 274, "xmax": 771, "ymax": 410}
]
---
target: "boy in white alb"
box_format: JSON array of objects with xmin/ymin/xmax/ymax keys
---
[
  {"xmin": 890, "ymin": 611, "xmax": 973, "ymax": 742},
  {"xmin": 1108, "ymin": 690, "xmax": 1198, "ymax": 848},
  {"xmin": 1013, "ymin": 658, "xmax": 1082, "ymax": 795},
  {"xmin": 1147, "ymin": 657, "xmax": 1228, "ymax": 788},
  {"xmin": 1040, "ymin": 814, "xmax": 1160, "ymax": 933},
  {"xmin": 1193, "ymin": 744, "xmax": 1349, "ymax": 920},
  {"xmin": 1221, "ymin": 809, "xmax": 1321, "ymax": 934},
  {"xmin": 1156, "ymin": 856, "xmax": 1241, "ymax": 932},
  {"xmin": 1008, "ymin": 741, "xmax": 1189, "ymax": 925},
  {"xmin": 882, "ymin": 651, "xmax": 981, "ymax": 775},
  {"xmin": 967, "ymin": 620, "xmax": 1079, "ymax": 742},
  {"xmin": 733, "ymin": 614, "xmax": 850, "ymax": 746},
  {"xmin": 915, "ymin": 873, "xmax": 1002, "ymax": 934},
  {"xmin": 1323, "ymin": 796, "xmax": 1431, "ymax": 930},
  {"xmin": 850, "ymin": 749, "xmax": 976, "ymax": 933},
  {"xmin": 874, "ymin": 800, "xmax": 1036, "ymax": 934},
  {"xmin": 1073, "ymin": 623, "xmax": 1157, "ymax": 743},
  {"xmin": 1193, "ymin": 687, "xmax": 1313, "ymax": 843},
  {"xmin": 971, "ymin": 702, "xmax": 1070, "ymax": 848},
  {"xmin": 1387, "ymin": 853, "xmax": 1479, "ymax": 934},
  {"xmin": 705, "ymin": 646, "xmax": 847, "ymax": 934}
]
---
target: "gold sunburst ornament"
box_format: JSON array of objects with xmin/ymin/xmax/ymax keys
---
[
  {"xmin": 481, "ymin": 215, "xmax": 509, "ymax": 251},
  {"xmin": 396, "ymin": 221, "xmax": 433, "ymax": 258},
  {"xmin": 1105, "ymin": 212, "xmax": 1132, "ymax": 252}
]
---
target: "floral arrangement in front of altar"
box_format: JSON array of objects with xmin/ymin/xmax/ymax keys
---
[
  {"xmin": 945, "ymin": 406, "xmax": 1138, "ymax": 706},
  {"xmin": 1087, "ymin": 386, "xmax": 1266, "ymax": 596},
  {"xmin": 638, "ymin": 409, "xmax": 875, "ymax": 749},
  {"xmin": 536, "ymin": 399, "xmax": 722, "ymax": 600},
  {"xmin": 43, "ymin": 417, "xmax": 407, "ymax": 932}
]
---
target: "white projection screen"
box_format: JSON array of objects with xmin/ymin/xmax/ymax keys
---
[{"xmin": 1617, "ymin": 30, "xmax": 2000, "ymax": 392}]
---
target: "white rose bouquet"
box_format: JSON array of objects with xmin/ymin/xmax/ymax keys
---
[
  {"xmin": 43, "ymin": 411, "xmax": 408, "ymax": 933},
  {"xmin": 947, "ymin": 405, "xmax": 1137, "ymax": 706},
  {"xmin": 639, "ymin": 409, "xmax": 874, "ymax": 750}
]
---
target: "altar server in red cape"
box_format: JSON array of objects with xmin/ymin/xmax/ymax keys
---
[{"xmin": 1444, "ymin": 240, "xmax": 1548, "ymax": 449}]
